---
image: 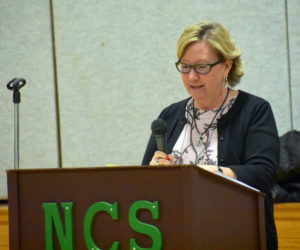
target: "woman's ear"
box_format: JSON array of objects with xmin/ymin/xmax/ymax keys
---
[
  {"xmin": 224, "ymin": 59, "xmax": 233, "ymax": 79},
  {"xmin": 225, "ymin": 59, "xmax": 233, "ymax": 71}
]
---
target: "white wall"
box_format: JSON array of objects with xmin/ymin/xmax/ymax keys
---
[{"xmin": 0, "ymin": 0, "xmax": 299, "ymax": 198}]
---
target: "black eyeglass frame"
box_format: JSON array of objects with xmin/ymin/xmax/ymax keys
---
[{"xmin": 175, "ymin": 60, "xmax": 223, "ymax": 74}]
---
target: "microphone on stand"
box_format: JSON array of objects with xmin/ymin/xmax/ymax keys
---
[
  {"xmin": 7, "ymin": 77, "xmax": 27, "ymax": 170},
  {"xmin": 151, "ymin": 118, "xmax": 167, "ymax": 153}
]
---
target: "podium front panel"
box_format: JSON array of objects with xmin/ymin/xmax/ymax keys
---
[{"xmin": 7, "ymin": 166, "xmax": 266, "ymax": 249}]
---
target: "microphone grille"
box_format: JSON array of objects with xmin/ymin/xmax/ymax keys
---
[{"xmin": 151, "ymin": 119, "xmax": 167, "ymax": 135}]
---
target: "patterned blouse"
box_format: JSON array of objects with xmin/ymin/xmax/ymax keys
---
[{"xmin": 172, "ymin": 93, "xmax": 237, "ymax": 166}]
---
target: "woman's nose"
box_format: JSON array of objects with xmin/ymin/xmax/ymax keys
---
[{"xmin": 188, "ymin": 68, "xmax": 199, "ymax": 80}]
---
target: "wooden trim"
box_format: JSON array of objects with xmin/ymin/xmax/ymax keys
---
[
  {"xmin": 257, "ymin": 194, "xmax": 267, "ymax": 249},
  {"xmin": 7, "ymin": 171, "xmax": 20, "ymax": 250}
]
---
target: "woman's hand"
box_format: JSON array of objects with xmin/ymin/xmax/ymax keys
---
[
  {"xmin": 150, "ymin": 151, "xmax": 174, "ymax": 166},
  {"xmin": 199, "ymin": 165, "xmax": 237, "ymax": 179}
]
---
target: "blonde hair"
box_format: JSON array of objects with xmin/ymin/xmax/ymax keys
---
[{"xmin": 177, "ymin": 21, "xmax": 244, "ymax": 87}]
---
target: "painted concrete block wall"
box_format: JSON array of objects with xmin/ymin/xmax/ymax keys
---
[
  {"xmin": 289, "ymin": 0, "xmax": 300, "ymax": 129},
  {"xmin": 0, "ymin": 1, "xmax": 58, "ymax": 199},
  {"xmin": 54, "ymin": 0, "xmax": 292, "ymax": 169},
  {"xmin": 0, "ymin": 0, "xmax": 299, "ymax": 198}
]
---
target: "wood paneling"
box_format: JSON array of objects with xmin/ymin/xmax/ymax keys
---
[
  {"xmin": 274, "ymin": 203, "xmax": 300, "ymax": 249},
  {"xmin": 0, "ymin": 205, "xmax": 9, "ymax": 250}
]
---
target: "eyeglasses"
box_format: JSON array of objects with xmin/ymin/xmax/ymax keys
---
[{"xmin": 175, "ymin": 60, "xmax": 222, "ymax": 74}]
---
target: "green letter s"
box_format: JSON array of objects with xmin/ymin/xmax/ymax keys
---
[{"xmin": 129, "ymin": 200, "xmax": 163, "ymax": 250}]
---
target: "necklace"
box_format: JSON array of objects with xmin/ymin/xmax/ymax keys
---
[{"xmin": 194, "ymin": 88, "xmax": 230, "ymax": 146}]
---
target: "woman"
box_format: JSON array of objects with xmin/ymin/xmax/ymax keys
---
[{"xmin": 142, "ymin": 21, "xmax": 279, "ymax": 250}]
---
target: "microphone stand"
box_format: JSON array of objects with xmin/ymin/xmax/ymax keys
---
[{"xmin": 7, "ymin": 78, "xmax": 26, "ymax": 170}]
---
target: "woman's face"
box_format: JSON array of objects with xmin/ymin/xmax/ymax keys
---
[{"xmin": 180, "ymin": 41, "xmax": 232, "ymax": 109}]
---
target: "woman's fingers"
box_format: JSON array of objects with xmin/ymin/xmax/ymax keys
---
[{"xmin": 150, "ymin": 151, "xmax": 174, "ymax": 166}]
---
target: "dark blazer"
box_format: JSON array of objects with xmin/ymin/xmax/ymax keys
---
[{"xmin": 142, "ymin": 90, "xmax": 280, "ymax": 250}]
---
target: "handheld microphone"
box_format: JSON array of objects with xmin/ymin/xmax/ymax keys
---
[{"xmin": 151, "ymin": 118, "xmax": 167, "ymax": 152}]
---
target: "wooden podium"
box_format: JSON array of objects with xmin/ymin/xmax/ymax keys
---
[{"xmin": 7, "ymin": 165, "xmax": 266, "ymax": 249}]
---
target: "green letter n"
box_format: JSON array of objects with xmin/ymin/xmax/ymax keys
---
[{"xmin": 42, "ymin": 202, "xmax": 74, "ymax": 250}]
